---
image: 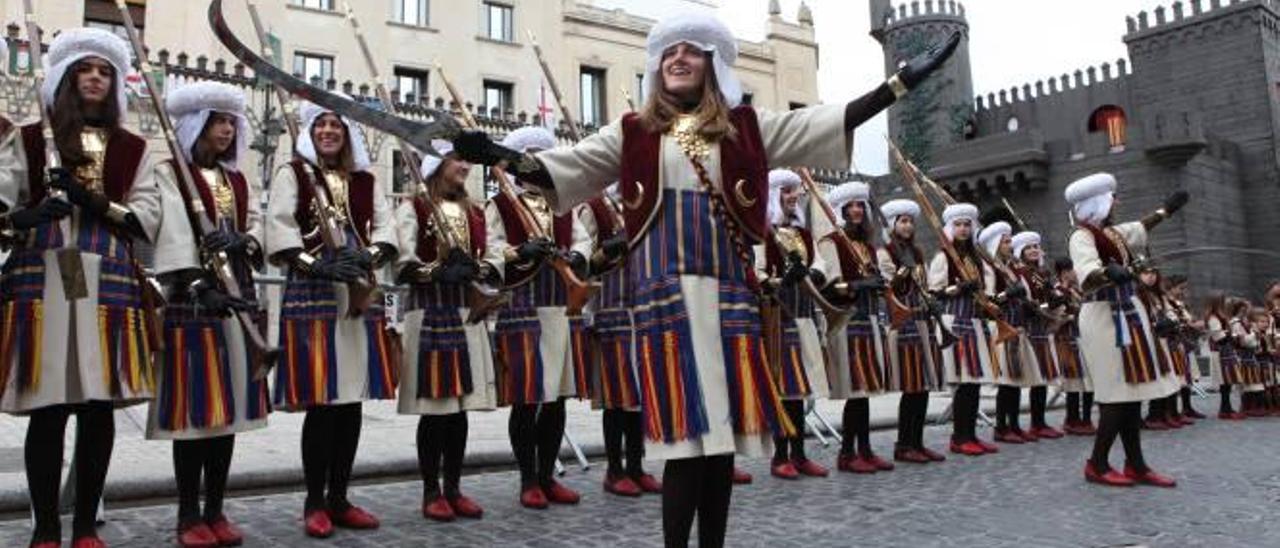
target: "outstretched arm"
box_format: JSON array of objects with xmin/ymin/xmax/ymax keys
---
[{"xmin": 845, "ymin": 31, "xmax": 962, "ymax": 133}]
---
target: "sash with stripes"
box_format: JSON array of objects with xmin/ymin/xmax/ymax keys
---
[{"xmin": 843, "ymin": 319, "xmax": 885, "ymax": 393}]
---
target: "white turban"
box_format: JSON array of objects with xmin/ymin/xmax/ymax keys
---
[
  {"xmin": 942, "ymin": 202, "xmax": 979, "ymax": 241},
  {"xmin": 296, "ymin": 95, "xmax": 372, "ymax": 172},
  {"xmin": 1065, "ymin": 173, "xmax": 1117, "ymax": 226},
  {"xmin": 881, "ymin": 199, "xmax": 920, "ymax": 221},
  {"xmin": 827, "ymin": 181, "xmax": 870, "ymax": 218},
  {"xmin": 502, "ymin": 126, "xmax": 557, "ymax": 153},
  {"xmin": 641, "ymin": 12, "xmax": 743, "ymax": 108},
  {"xmin": 165, "ymin": 81, "xmax": 251, "ymax": 171},
  {"xmin": 767, "ymin": 168, "xmax": 804, "ymax": 227},
  {"xmin": 419, "ymin": 139, "xmax": 455, "ymax": 180},
  {"xmin": 1012, "ymin": 231, "xmax": 1042, "ymax": 264},
  {"xmin": 978, "ymin": 221, "xmax": 1012, "ymax": 256},
  {"xmin": 40, "ymin": 28, "xmax": 132, "ymax": 122}
]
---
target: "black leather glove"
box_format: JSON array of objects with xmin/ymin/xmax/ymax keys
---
[
  {"xmin": 8, "ymin": 197, "xmax": 72, "ymax": 230},
  {"xmin": 452, "ymin": 130, "xmax": 519, "ymax": 166},
  {"xmin": 1004, "ymin": 282, "xmax": 1027, "ymax": 300},
  {"xmin": 48, "ymin": 167, "xmax": 108, "ymax": 215},
  {"xmin": 601, "ymin": 234, "xmax": 629, "ymax": 261},
  {"xmin": 1104, "ymin": 263, "xmax": 1133, "ymax": 284},
  {"xmin": 311, "ymin": 254, "xmax": 365, "ymax": 283},
  {"xmin": 1047, "ymin": 291, "xmax": 1069, "ymax": 309},
  {"xmin": 1162, "ymin": 191, "xmax": 1189, "ymax": 217},
  {"xmin": 957, "ymin": 279, "xmax": 983, "ymax": 294},
  {"xmin": 808, "ymin": 269, "xmax": 826, "ymax": 289},
  {"xmin": 568, "ymin": 251, "xmax": 588, "ymax": 279},
  {"xmin": 851, "ymin": 276, "xmax": 886, "ymax": 293},
  {"xmin": 781, "ymin": 257, "xmax": 809, "ymax": 286},
  {"xmin": 201, "ymin": 229, "xmax": 252, "ymax": 254},
  {"xmin": 898, "ymin": 32, "xmax": 963, "ymax": 90},
  {"xmin": 1154, "ymin": 318, "xmax": 1180, "ymax": 338},
  {"xmin": 516, "ymin": 238, "xmax": 556, "ymax": 263},
  {"xmin": 437, "ymin": 248, "xmax": 480, "ymax": 285},
  {"xmin": 195, "ymin": 281, "xmax": 258, "ymax": 317}
]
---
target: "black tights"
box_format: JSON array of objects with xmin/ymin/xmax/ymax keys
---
[
  {"xmin": 662, "ymin": 455, "xmax": 734, "ymax": 548},
  {"xmin": 602, "ymin": 409, "xmax": 645, "ymax": 477},
  {"xmin": 841, "ymin": 398, "xmax": 872, "ymax": 456},
  {"xmin": 509, "ymin": 399, "xmax": 567, "ymax": 488},
  {"xmin": 301, "ymin": 403, "xmax": 363, "ymax": 511},
  {"xmin": 773, "ymin": 400, "xmax": 808, "ymax": 462},
  {"xmin": 26, "ymin": 402, "xmax": 115, "ymax": 543},
  {"xmin": 951, "ymin": 383, "xmax": 980, "ymax": 442},
  {"xmin": 896, "ymin": 392, "xmax": 930, "ymax": 449},
  {"xmin": 417, "ymin": 412, "xmax": 468, "ymax": 500},
  {"xmin": 1220, "ymin": 385, "xmax": 1234, "ymax": 414},
  {"xmin": 995, "ymin": 386, "xmax": 1021, "ymax": 430},
  {"xmin": 1146, "ymin": 397, "xmax": 1165, "ymax": 422},
  {"xmin": 1029, "ymin": 386, "xmax": 1048, "ymax": 428},
  {"xmin": 173, "ymin": 435, "xmax": 235, "ymax": 525},
  {"xmin": 1090, "ymin": 402, "xmax": 1148, "ymax": 472},
  {"xmin": 1067, "ymin": 391, "xmax": 1095, "ymax": 423},
  {"xmin": 1180, "ymin": 386, "xmax": 1196, "ymax": 414}
]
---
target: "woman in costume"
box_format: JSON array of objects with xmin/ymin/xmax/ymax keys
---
[{"xmin": 1011, "ymin": 231, "xmax": 1063, "ymax": 439}]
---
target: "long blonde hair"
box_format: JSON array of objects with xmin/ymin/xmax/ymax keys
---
[{"xmin": 638, "ymin": 52, "xmax": 737, "ymax": 142}]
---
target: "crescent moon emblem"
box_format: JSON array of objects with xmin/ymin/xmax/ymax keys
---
[
  {"xmin": 623, "ymin": 181, "xmax": 645, "ymax": 210},
  {"xmin": 733, "ymin": 179, "xmax": 757, "ymax": 207}
]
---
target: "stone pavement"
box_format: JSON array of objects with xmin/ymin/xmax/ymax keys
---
[
  {"xmin": 0, "ymin": 406, "xmax": 1274, "ymax": 547},
  {"xmin": 0, "ymin": 391, "xmax": 991, "ymax": 512}
]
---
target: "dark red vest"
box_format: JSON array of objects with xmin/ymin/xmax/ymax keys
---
[
  {"xmin": 289, "ymin": 160, "xmax": 375, "ymax": 246},
  {"xmin": 492, "ymin": 191, "xmax": 573, "ymax": 286},
  {"xmin": 1078, "ymin": 224, "xmax": 1131, "ymax": 266},
  {"xmin": 617, "ymin": 107, "xmax": 769, "ymax": 246},
  {"xmin": 829, "ymin": 234, "xmax": 876, "ymax": 282},
  {"xmin": 166, "ymin": 160, "xmax": 250, "ymax": 232},
  {"xmin": 764, "ymin": 226, "xmax": 815, "ymax": 277},
  {"xmin": 586, "ymin": 197, "xmax": 622, "ymax": 244},
  {"xmin": 411, "ymin": 196, "xmax": 485, "ymax": 263},
  {"xmin": 21, "ymin": 123, "xmax": 145, "ymax": 205}
]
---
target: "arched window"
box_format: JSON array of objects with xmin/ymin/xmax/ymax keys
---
[
  {"xmin": 1089, "ymin": 105, "xmax": 1127, "ymax": 150},
  {"xmin": 1006, "ymin": 116, "xmax": 1020, "ymax": 132}
]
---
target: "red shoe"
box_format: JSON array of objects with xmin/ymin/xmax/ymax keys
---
[
  {"xmin": 1077, "ymin": 421, "xmax": 1097, "ymax": 434},
  {"xmin": 1143, "ymin": 418, "xmax": 1170, "ymax": 430},
  {"xmin": 893, "ymin": 447, "xmax": 930, "ymax": 464},
  {"xmin": 520, "ymin": 486, "xmax": 549, "ymax": 509},
  {"xmin": 770, "ymin": 459, "xmax": 800, "ymax": 479},
  {"xmin": 1246, "ymin": 408, "xmax": 1268, "ymax": 418},
  {"xmin": 975, "ymin": 439, "xmax": 1000, "ymax": 454},
  {"xmin": 950, "ymin": 440, "xmax": 985, "ymax": 456},
  {"xmin": 838, "ymin": 455, "xmax": 878, "ymax": 474},
  {"xmin": 1015, "ymin": 428, "xmax": 1038, "ymax": 443},
  {"xmin": 330, "ymin": 506, "xmax": 380, "ymax": 530},
  {"xmin": 447, "ymin": 495, "xmax": 484, "ymax": 519},
  {"xmin": 863, "ymin": 453, "xmax": 895, "ymax": 471},
  {"xmin": 422, "ymin": 496, "xmax": 456, "ymax": 522},
  {"xmin": 543, "ymin": 480, "xmax": 581, "ymax": 505},
  {"xmin": 633, "ymin": 473, "xmax": 663, "ymax": 493},
  {"xmin": 994, "ymin": 428, "xmax": 1024, "ymax": 444},
  {"xmin": 793, "ymin": 458, "xmax": 829, "ymax": 477},
  {"xmin": 1031, "ymin": 425, "xmax": 1064, "ymax": 439},
  {"xmin": 1123, "ymin": 465, "xmax": 1177, "ymax": 488},
  {"xmin": 71, "ymin": 537, "xmax": 107, "ymax": 548},
  {"xmin": 603, "ymin": 474, "xmax": 643, "ymax": 497},
  {"xmin": 1184, "ymin": 409, "xmax": 1207, "ymax": 419},
  {"xmin": 1061, "ymin": 421, "xmax": 1084, "ymax": 436},
  {"xmin": 206, "ymin": 515, "xmax": 244, "ymax": 546},
  {"xmin": 1218, "ymin": 411, "xmax": 1246, "ymax": 420},
  {"xmin": 303, "ymin": 509, "xmax": 333, "ymax": 538},
  {"xmin": 918, "ymin": 446, "xmax": 947, "ymax": 462},
  {"xmin": 177, "ymin": 522, "xmax": 219, "ymax": 548},
  {"xmin": 731, "ymin": 466, "xmax": 753, "ymax": 484},
  {"xmin": 1164, "ymin": 417, "xmax": 1184, "ymax": 429},
  {"xmin": 1172, "ymin": 414, "xmax": 1194, "ymax": 426},
  {"xmin": 1083, "ymin": 461, "xmax": 1135, "ymax": 487}
]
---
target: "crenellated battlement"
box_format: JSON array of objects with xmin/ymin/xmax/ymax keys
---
[
  {"xmin": 1124, "ymin": 0, "xmax": 1280, "ymax": 39},
  {"xmin": 878, "ymin": 0, "xmax": 967, "ymax": 30},
  {"xmin": 973, "ymin": 58, "xmax": 1131, "ymax": 114}
]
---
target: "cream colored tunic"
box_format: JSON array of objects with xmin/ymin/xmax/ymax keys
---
[
  {"xmin": 265, "ymin": 165, "xmax": 397, "ymax": 407},
  {"xmin": 876, "ymin": 247, "xmax": 940, "ymax": 392},
  {"xmin": 147, "ymin": 163, "xmax": 268, "ymax": 439},
  {"xmin": 393, "ymin": 200, "xmax": 499, "ymax": 415},
  {"xmin": 537, "ymin": 105, "xmax": 850, "ymax": 460},
  {"xmin": 485, "ymin": 191, "xmax": 592, "ymax": 403},
  {"xmin": 1206, "ymin": 316, "xmax": 1229, "ymax": 387},
  {"xmin": 0, "ymin": 130, "xmax": 162, "ymax": 413},
  {"xmin": 754, "ymin": 226, "xmax": 834, "ymax": 400},
  {"xmin": 928, "ymin": 252, "xmax": 994, "ymax": 385},
  {"xmin": 1070, "ymin": 222, "xmax": 1179, "ymax": 404},
  {"xmin": 813, "ymin": 236, "xmax": 884, "ymax": 400}
]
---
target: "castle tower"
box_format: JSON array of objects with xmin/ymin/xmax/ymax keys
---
[{"xmin": 872, "ymin": 0, "xmax": 974, "ymax": 168}]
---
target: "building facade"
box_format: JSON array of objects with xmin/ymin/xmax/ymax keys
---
[{"xmin": 872, "ymin": 0, "xmax": 1280, "ymax": 300}]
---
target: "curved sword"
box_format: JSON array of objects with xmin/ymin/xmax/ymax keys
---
[{"xmin": 207, "ymin": 0, "xmax": 460, "ymax": 157}]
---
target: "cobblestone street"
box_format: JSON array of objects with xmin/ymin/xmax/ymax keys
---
[{"xmin": 3, "ymin": 411, "xmax": 1277, "ymax": 547}]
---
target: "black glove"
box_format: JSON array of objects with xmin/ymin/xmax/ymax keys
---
[
  {"xmin": 516, "ymin": 238, "xmax": 556, "ymax": 263},
  {"xmin": 1004, "ymin": 282, "xmax": 1027, "ymax": 301},
  {"xmin": 781, "ymin": 257, "xmax": 809, "ymax": 286},
  {"xmin": 195, "ymin": 281, "xmax": 258, "ymax": 317},
  {"xmin": 311, "ymin": 253, "xmax": 365, "ymax": 283},
  {"xmin": 808, "ymin": 269, "xmax": 826, "ymax": 289},
  {"xmin": 1047, "ymin": 292, "xmax": 1069, "ymax": 308},
  {"xmin": 1104, "ymin": 264, "xmax": 1133, "ymax": 284},
  {"xmin": 48, "ymin": 167, "xmax": 107, "ymax": 215},
  {"xmin": 7, "ymin": 197, "xmax": 72, "ymax": 230},
  {"xmin": 851, "ymin": 276, "xmax": 886, "ymax": 293},
  {"xmin": 897, "ymin": 32, "xmax": 963, "ymax": 90},
  {"xmin": 957, "ymin": 279, "xmax": 983, "ymax": 294},
  {"xmin": 1154, "ymin": 318, "xmax": 1180, "ymax": 338},
  {"xmin": 201, "ymin": 229, "xmax": 252, "ymax": 254},
  {"xmin": 452, "ymin": 130, "xmax": 520, "ymax": 166},
  {"xmin": 1162, "ymin": 191, "xmax": 1189, "ymax": 217},
  {"xmin": 601, "ymin": 234, "xmax": 629, "ymax": 261},
  {"xmin": 926, "ymin": 299, "xmax": 943, "ymax": 318},
  {"xmin": 437, "ymin": 248, "xmax": 480, "ymax": 285},
  {"xmin": 568, "ymin": 251, "xmax": 588, "ymax": 279}
]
